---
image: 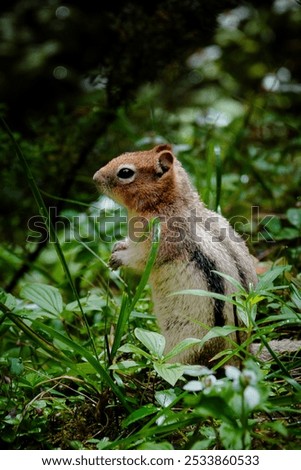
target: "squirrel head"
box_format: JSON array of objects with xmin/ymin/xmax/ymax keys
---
[{"xmin": 93, "ymin": 144, "xmax": 177, "ymax": 215}]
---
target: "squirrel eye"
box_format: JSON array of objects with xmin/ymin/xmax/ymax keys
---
[{"xmin": 117, "ymin": 167, "xmax": 135, "ymax": 179}]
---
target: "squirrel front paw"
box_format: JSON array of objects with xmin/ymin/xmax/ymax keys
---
[
  {"xmin": 112, "ymin": 240, "xmax": 129, "ymax": 253},
  {"xmin": 109, "ymin": 240, "xmax": 129, "ymax": 270},
  {"xmin": 109, "ymin": 253, "xmax": 123, "ymax": 270}
]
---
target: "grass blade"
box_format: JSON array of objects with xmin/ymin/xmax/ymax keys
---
[
  {"xmin": 214, "ymin": 144, "xmax": 222, "ymax": 212},
  {"xmin": 110, "ymin": 218, "xmax": 161, "ymax": 359},
  {"xmin": 129, "ymin": 217, "xmax": 161, "ymax": 310},
  {"xmin": 110, "ymin": 291, "xmax": 130, "ymax": 359}
]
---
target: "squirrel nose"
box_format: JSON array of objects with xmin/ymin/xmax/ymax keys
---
[{"xmin": 93, "ymin": 170, "xmax": 101, "ymax": 182}]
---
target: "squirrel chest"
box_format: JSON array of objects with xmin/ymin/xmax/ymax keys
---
[{"xmin": 93, "ymin": 144, "xmax": 257, "ymax": 365}]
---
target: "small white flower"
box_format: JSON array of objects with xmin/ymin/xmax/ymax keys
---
[
  {"xmin": 183, "ymin": 380, "xmax": 204, "ymax": 392},
  {"xmin": 183, "ymin": 365, "xmax": 213, "ymax": 377},
  {"xmin": 225, "ymin": 365, "xmax": 241, "ymax": 381},
  {"xmin": 244, "ymin": 385, "xmax": 261, "ymax": 409},
  {"xmin": 241, "ymin": 369, "xmax": 257, "ymax": 386},
  {"xmin": 203, "ymin": 375, "xmax": 217, "ymax": 388}
]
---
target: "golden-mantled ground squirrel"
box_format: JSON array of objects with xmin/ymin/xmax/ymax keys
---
[{"xmin": 93, "ymin": 144, "xmax": 297, "ymax": 365}]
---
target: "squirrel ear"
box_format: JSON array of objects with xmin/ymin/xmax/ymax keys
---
[
  {"xmin": 154, "ymin": 144, "xmax": 173, "ymax": 153},
  {"xmin": 156, "ymin": 150, "xmax": 174, "ymax": 175}
]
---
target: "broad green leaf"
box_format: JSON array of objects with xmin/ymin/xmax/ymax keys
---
[
  {"xmin": 18, "ymin": 372, "xmax": 47, "ymax": 388},
  {"xmin": 109, "ymin": 360, "xmax": 144, "ymax": 373},
  {"xmin": 287, "ymin": 208, "xmax": 301, "ymax": 229},
  {"xmin": 122, "ymin": 405, "xmax": 158, "ymax": 428},
  {"xmin": 138, "ymin": 441, "xmax": 174, "ymax": 450},
  {"xmin": 3, "ymin": 293, "xmax": 17, "ymax": 311},
  {"xmin": 30, "ymin": 400, "xmax": 47, "ymax": 410},
  {"xmin": 135, "ymin": 328, "xmax": 166, "ymax": 358},
  {"xmin": 21, "ymin": 283, "xmax": 63, "ymax": 315},
  {"xmin": 118, "ymin": 343, "xmax": 152, "ymax": 359},
  {"xmin": 9, "ymin": 358, "xmax": 24, "ymax": 376},
  {"xmin": 265, "ymin": 216, "xmax": 281, "ymax": 235},
  {"xmin": 66, "ymin": 294, "xmax": 106, "ymax": 312},
  {"xmin": 110, "ymin": 360, "xmax": 142, "ymax": 369},
  {"xmin": 4, "ymin": 414, "xmax": 22, "ymax": 425},
  {"xmin": 155, "ymin": 389, "xmax": 178, "ymax": 408},
  {"xmin": 190, "ymin": 439, "xmax": 215, "ymax": 450},
  {"xmin": 164, "ymin": 337, "xmax": 203, "ymax": 362},
  {"xmin": 201, "ymin": 325, "xmax": 238, "ymax": 344},
  {"xmin": 274, "ymin": 227, "xmax": 299, "ymax": 240},
  {"xmin": 69, "ymin": 362, "xmax": 98, "ymax": 376},
  {"xmin": 219, "ymin": 422, "xmax": 250, "ymax": 450},
  {"xmin": 153, "ymin": 362, "xmax": 184, "ymax": 386}
]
